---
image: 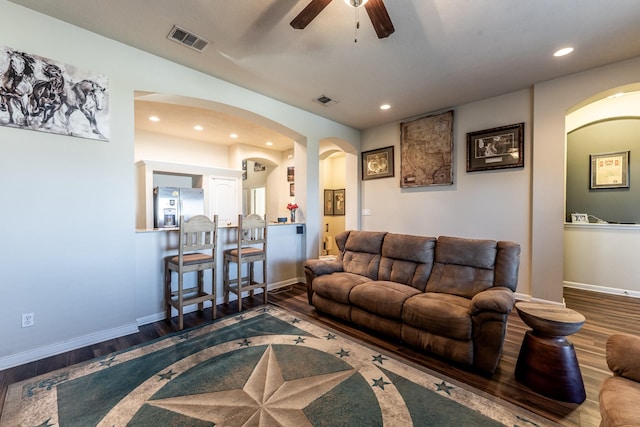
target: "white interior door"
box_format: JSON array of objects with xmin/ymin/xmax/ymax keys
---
[{"xmin": 210, "ymin": 177, "xmax": 238, "ymax": 226}]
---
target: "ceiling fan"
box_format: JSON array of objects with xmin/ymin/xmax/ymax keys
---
[{"xmin": 290, "ymin": 0, "xmax": 395, "ymax": 39}]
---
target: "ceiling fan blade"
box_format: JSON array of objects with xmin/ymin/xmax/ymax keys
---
[
  {"xmin": 364, "ymin": 0, "xmax": 395, "ymax": 38},
  {"xmin": 290, "ymin": 0, "xmax": 334, "ymax": 29}
]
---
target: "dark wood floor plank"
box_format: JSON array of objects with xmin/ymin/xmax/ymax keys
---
[{"xmin": 1, "ymin": 284, "xmax": 638, "ymax": 426}]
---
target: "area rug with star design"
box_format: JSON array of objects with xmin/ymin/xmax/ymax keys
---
[{"xmin": 1, "ymin": 305, "xmax": 554, "ymax": 426}]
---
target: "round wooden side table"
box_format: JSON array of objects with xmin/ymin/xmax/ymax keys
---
[{"xmin": 514, "ymin": 301, "xmax": 586, "ymax": 403}]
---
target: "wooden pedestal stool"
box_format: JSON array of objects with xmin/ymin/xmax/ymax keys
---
[{"xmin": 514, "ymin": 301, "xmax": 586, "ymax": 403}]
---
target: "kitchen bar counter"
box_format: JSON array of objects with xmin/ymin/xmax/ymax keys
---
[
  {"xmin": 134, "ymin": 222, "xmax": 306, "ymax": 325},
  {"xmin": 135, "ymin": 222, "xmax": 304, "ymax": 233}
]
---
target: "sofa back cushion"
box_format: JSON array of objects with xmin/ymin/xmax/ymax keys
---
[
  {"xmin": 426, "ymin": 236, "xmax": 498, "ymax": 298},
  {"xmin": 494, "ymin": 241, "xmax": 521, "ymax": 291},
  {"xmin": 342, "ymin": 231, "xmax": 387, "ymax": 279},
  {"xmin": 379, "ymin": 233, "xmax": 436, "ymax": 291}
]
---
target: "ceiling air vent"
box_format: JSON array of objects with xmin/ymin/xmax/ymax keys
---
[
  {"xmin": 167, "ymin": 25, "xmax": 209, "ymax": 52},
  {"xmin": 314, "ymin": 95, "xmax": 338, "ymax": 106}
]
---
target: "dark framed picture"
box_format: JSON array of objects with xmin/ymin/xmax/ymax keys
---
[
  {"xmin": 334, "ymin": 189, "xmax": 345, "ymax": 215},
  {"xmin": 401, "ymin": 111, "xmax": 453, "ymax": 187},
  {"xmin": 466, "ymin": 123, "xmax": 524, "ymax": 172},
  {"xmin": 590, "ymin": 151, "xmax": 629, "ymax": 189},
  {"xmin": 290, "ymin": 183, "xmax": 295, "ymax": 197},
  {"xmin": 362, "ymin": 146, "xmax": 394, "ymax": 180},
  {"xmin": 287, "ymin": 166, "xmax": 295, "ymax": 182},
  {"xmin": 324, "ymin": 189, "xmax": 334, "ymax": 215}
]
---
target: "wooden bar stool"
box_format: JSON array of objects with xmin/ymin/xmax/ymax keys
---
[
  {"xmin": 164, "ymin": 215, "xmax": 218, "ymax": 330},
  {"xmin": 223, "ymin": 214, "xmax": 267, "ymax": 311}
]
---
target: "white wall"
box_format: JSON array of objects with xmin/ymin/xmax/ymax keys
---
[
  {"xmin": 361, "ymin": 90, "xmax": 532, "ymax": 295},
  {"xmin": 135, "ymin": 129, "xmax": 230, "ymax": 168},
  {"xmin": 0, "ymin": 0, "xmax": 359, "ymax": 369}
]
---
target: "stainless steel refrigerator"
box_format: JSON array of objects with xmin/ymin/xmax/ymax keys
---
[{"xmin": 153, "ymin": 187, "xmax": 205, "ymax": 228}]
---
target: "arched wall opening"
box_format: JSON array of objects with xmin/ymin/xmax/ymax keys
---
[
  {"xmin": 318, "ymin": 137, "xmax": 359, "ymax": 256},
  {"xmin": 134, "ymin": 92, "xmax": 308, "ymax": 228},
  {"xmin": 563, "ymin": 85, "xmax": 640, "ymax": 297}
]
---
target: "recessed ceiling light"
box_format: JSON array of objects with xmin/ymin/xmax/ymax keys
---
[
  {"xmin": 193, "ymin": 125, "xmax": 203, "ymax": 131},
  {"xmin": 554, "ymin": 47, "xmax": 574, "ymax": 57},
  {"xmin": 380, "ymin": 104, "xmax": 391, "ymax": 110},
  {"xmin": 149, "ymin": 116, "xmax": 160, "ymax": 122},
  {"xmin": 266, "ymin": 141, "xmax": 273, "ymax": 146},
  {"xmin": 230, "ymin": 133, "xmax": 238, "ymax": 138}
]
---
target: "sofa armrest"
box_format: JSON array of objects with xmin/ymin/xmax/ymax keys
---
[
  {"xmin": 470, "ymin": 287, "xmax": 515, "ymax": 315},
  {"xmin": 607, "ymin": 333, "xmax": 640, "ymax": 382},
  {"xmin": 304, "ymin": 258, "xmax": 343, "ymax": 276},
  {"xmin": 469, "ymin": 287, "xmax": 515, "ymax": 374},
  {"xmin": 304, "ymin": 259, "xmax": 344, "ymax": 304}
]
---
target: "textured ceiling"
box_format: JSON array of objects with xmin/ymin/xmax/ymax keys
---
[{"xmin": 10, "ymin": 0, "xmax": 640, "ymax": 148}]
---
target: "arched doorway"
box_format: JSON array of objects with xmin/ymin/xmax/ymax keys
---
[
  {"xmin": 319, "ymin": 138, "xmax": 358, "ymax": 256},
  {"xmin": 564, "ymin": 87, "xmax": 640, "ymax": 296}
]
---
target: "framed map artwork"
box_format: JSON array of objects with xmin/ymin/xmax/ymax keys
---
[
  {"xmin": 362, "ymin": 146, "xmax": 394, "ymax": 180},
  {"xmin": 400, "ymin": 110, "xmax": 454, "ymax": 187}
]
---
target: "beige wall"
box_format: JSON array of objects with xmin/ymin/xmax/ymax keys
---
[
  {"xmin": 361, "ymin": 57, "xmax": 640, "ymax": 303},
  {"xmin": 322, "ymin": 154, "xmax": 346, "ymax": 255},
  {"xmin": 362, "ymin": 90, "xmax": 532, "ymax": 297},
  {"xmin": 563, "ymin": 90, "xmax": 640, "ymax": 297},
  {"xmin": 532, "ymin": 56, "xmax": 640, "ymax": 302}
]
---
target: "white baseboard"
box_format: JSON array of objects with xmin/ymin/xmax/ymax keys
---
[
  {"xmin": 0, "ymin": 322, "xmax": 139, "ymax": 371},
  {"xmin": 513, "ymin": 292, "xmax": 564, "ymax": 305},
  {"xmin": 136, "ymin": 277, "xmax": 306, "ymax": 326},
  {"xmin": 564, "ymin": 281, "xmax": 640, "ymax": 299},
  {"xmin": 1, "ymin": 277, "xmax": 304, "ymax": 370}
]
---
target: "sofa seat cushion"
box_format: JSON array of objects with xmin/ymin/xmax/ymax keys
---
[
  {"xmin": 313, "ymin": 272, "xmax": 372, "ymax": 304},
  {"xmin": 349, "ymin": 281, "xmax": 422, "ymax": 319},
  {"xmin": 599, "ymin": 376, "xmax": 640, "ymax": 427},
  {"xmin": 402, "ymin": 293, "xmax": 472, "ymax": 340}
]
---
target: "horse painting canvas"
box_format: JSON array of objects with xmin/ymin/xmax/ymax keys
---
[{"xmin": 0, "ymin": 46, "xmax": 109, "ymax": 141}]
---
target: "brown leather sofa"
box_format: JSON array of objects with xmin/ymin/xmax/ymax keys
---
[
  {"xmin": 599, "ymin": 333, "xmax": 640, "ymax": 426},
  {"xmin": 304, "ymin": 230, "xmax": 521, "ymax": 374}
]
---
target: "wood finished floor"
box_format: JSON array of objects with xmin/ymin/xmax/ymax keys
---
[{"xmin": 1, "ymin": 285, "xmax": 638, "ymax": 426}]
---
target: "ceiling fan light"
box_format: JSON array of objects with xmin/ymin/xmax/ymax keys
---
[{"xmin": 344, "ymin": 0, "xmax": 369, "ymax": 7}]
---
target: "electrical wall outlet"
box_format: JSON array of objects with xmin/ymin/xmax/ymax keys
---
[{"xmin": 22, "ymin": 312, "xmax": 34, "ymax": 328}]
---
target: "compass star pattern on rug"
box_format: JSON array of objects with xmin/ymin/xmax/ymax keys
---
[
  {"xmin": 1, "ymin": 306, "xmax": 556, "ymax": 427},
  {"xmin": 147, "ymin": 345, "xmax": 355, "ymax": 425}
]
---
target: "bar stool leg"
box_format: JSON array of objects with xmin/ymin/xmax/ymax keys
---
[
  {"xmin": 223, "ymin": 258, "xmax": 229, "ymax": 304},
  {"xmin": 164, "ymin": 260, "xmax": 171, "ymax": 322},
  {"xmin": 177, "ymin": 271, "xmax": 184, "ymax": 331},
  {"xmin": 263, "ymin": 258, "xmax": 268, "ymax": 305},
  {"xmin": 197, "ymin": 270, "xmax": 204, "ymax": 312},
  {"xmin": 211, "ymin": 266, "xmax": 216, "ymax": 320},
  {"xmin": 237, "ymin": 260, "xmax": 242, "ymax": 312}
]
